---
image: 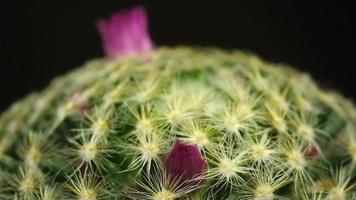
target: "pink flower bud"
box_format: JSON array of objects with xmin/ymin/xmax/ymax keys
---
[
  {"xmin": 96, "ymin": 6, "xmax": 154, "ymax": 58},
  {"xmin": 70, "ymin": 90, "xmax": 91, "ymax": 119},
  {"xmin": 305, "ymin": 144, "xmax": 318, "ymax": 159},
  {"xmin": 164, "ymin": 140, "xmax": 207, "ymax": 186}
]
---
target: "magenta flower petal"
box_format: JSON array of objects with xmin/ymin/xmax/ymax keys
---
[
  {"xmin": 96, "ymin": 6, "xmax": 154, "ymax": 58},
  {"xmin": 164, "ymin": 139, "xmax": 207, "ymax": 185}
]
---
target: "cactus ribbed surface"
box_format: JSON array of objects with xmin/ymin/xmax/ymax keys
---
[{"xmin": 0, "ymin": 47, "xmax": 355, "ymax": 199}]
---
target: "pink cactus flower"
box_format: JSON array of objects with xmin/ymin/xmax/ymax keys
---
[
  {"xmin": 164, "ymin": 139, "xmax": 207, "ymax": 186},
  {"xmin": 96, "ymin": 6, "xmax": 154, "ymax": 58}
]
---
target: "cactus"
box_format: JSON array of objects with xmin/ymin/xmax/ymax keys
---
[{"xmin": 0, "ymin": 6, "xmax": 356, "ymax": 200}]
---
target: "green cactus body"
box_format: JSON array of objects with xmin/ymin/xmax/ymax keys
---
[{"xmin": 0, "ymin": 47, "xmax": 355, "ymax": 199}]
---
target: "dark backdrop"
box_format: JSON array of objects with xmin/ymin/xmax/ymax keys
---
[{"xmin": 1, "ymin": 0, "xmax": 355, "ymax": 111}]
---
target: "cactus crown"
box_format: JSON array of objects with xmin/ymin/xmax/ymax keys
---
[{"xmin": 0, "ymin": 47, "xmax": 356, "ymax": 199}]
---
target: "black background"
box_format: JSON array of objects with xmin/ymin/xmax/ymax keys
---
[{"xmin": 1, "ymin": 1, "xmax": 355, "ymax": 111}]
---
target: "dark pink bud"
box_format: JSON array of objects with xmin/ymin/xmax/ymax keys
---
[
  {"xmin": 70, "ymin": 90, "xmax": 91, "ymax": 119},
  {"xmin": 164, "ymin": 140, "xmax": 207, "ymax": 185},
  {"xmin": 78, "ymin": 103, "xmax": 91, "ymax": 117},
  {"xmin": 96, "ymin": 6, "xmax": 154, "ymax": 58},
  {"xmin": 305, "ymin": 145, "xmax": 318, "ymax": 159}
]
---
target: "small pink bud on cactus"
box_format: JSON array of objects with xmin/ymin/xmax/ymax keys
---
[
  {"xmin": 70, "ymin": 90, "xmax": 91, "ymax": 119},
  {"xmin": 164, "ymin": 140, "xmax": 207, "ymax": 186},
  {"xmin": 96, "ymin": 6, "xmax": 154, "ymax": 58},
  {"xmin": 305, "ymin": 144, "xmax": 318, "ymax": 159}
]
